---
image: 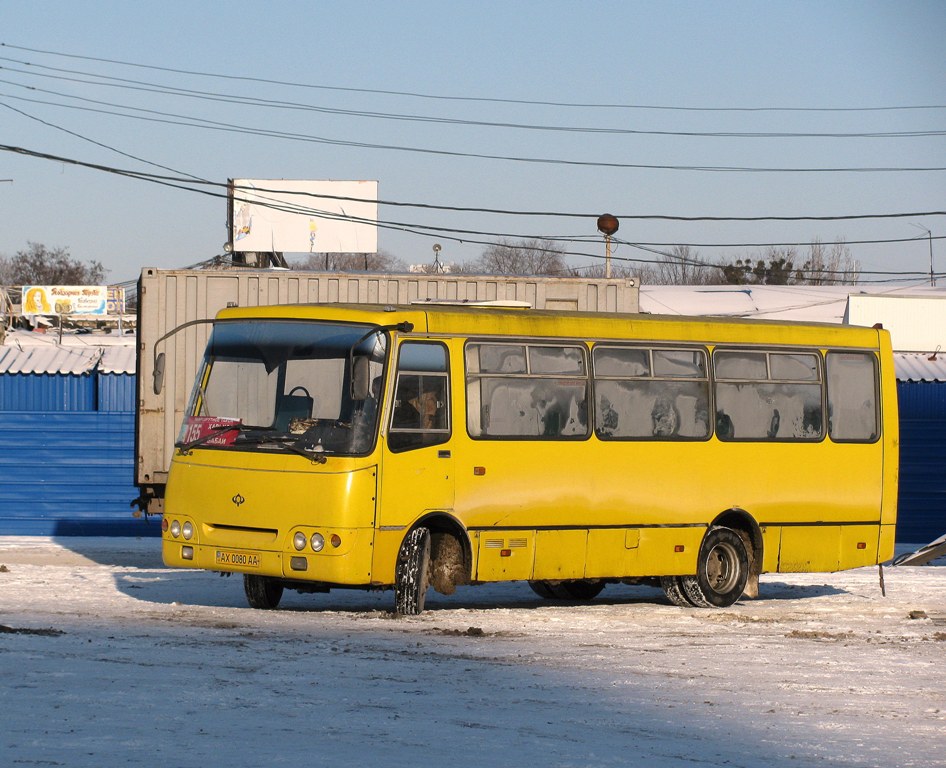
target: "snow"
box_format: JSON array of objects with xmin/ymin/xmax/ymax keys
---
[{"xmin": 1, "ymin": 537, "xmax": 944, "ymax": 767}]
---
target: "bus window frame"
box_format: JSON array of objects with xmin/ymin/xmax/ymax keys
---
[
  {"xmin": 825, "ymin": 350, "xmax": 882, "ymax": 445},
  {"xmin": 465, "ymin": 339, "xmax": 591, "ymax": 441},
  {"xmin": 591, "ymin": 343, "xmax": 712, "ymax": 442},
  {"xmin": 711, "ymin": 346, "xmax": 827, "ymax": 443},
  {"xmin": 387, "ymin": 340, "xmax": 452, "ymax": 453}
]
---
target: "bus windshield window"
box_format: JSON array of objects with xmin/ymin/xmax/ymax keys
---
[{"xmin": 181, "ymin": 320, "xmax": 386, "ymax": 455}]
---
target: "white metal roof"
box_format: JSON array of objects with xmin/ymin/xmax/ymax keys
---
[
  {"xmin": 640, "ymin": 284, "xmax": 946, "ymax": 383},
  {"xmin": 0, "ymin": 330, "xmax": 136, "ymax": 375},
  {"xmin": 894, "ymin": 353, "xmax": 946, "ymax": 383}
]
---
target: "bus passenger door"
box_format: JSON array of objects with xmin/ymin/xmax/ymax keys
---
[{"xmin": 373, "ymin": 341, "xmax": 454, "ymax": 583}]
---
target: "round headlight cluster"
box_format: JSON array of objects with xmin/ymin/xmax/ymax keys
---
[
  {"xmin": 163, "ymin": 518, "xmax": 194, "ymax": 540},
  {"xmin": 291, "ymin": 530, "xmax": 342, "ymax": 553}
]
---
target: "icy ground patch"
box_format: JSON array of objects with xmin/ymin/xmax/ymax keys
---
[{"xmin": 0, "ymin": 537, "xmax": 944, "ymax": 767}]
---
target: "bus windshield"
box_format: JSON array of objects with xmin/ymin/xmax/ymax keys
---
[{"xmin": 178, "ymin": 320, "xmax": 387, "ymax": 456}]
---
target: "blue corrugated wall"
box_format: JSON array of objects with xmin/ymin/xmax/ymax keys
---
[
  {"xmin": 0, "ymin": 371, "xmax": 158, "ymax": 536},
  {"xmin": 896, "ymin": 381, "xmax": 946, "ymax": 544}
]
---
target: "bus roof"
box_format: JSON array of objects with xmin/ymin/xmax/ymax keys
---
[{"xmin": 214, "ymin": 302, "xmax": 885, "ymax": 349}]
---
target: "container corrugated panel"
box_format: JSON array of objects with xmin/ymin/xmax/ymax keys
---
[
  {"xmin": 0, "ymin": 412, "xmax": 156, "ymax": 536},
  {"xmin": 896, "ymin": 381, "xmax": 946, "ymax": 544},
  {"xmin": 0, "ymin": 373, "xmax": 96, "ymax": 412},
  {"xmin": 97, "ymin": 373, "xmax": 136, "ymax": 412}
]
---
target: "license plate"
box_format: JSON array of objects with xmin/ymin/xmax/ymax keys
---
[{"xmin": 214, "ymin": 549, "xmax": 261, "ymax": 568}]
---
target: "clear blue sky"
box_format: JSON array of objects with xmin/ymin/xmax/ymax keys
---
[{"xmin": 1, "ymin": 0, "xmax": 944, "ymax": 285}]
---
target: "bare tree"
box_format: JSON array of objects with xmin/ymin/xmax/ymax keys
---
[
  {"xmin": 0, "ymin": 242, "xmax": 106, "ymax": 284},
  {"xmin": 473, "ymin": 238, "xmax": 567, "ymax": 276},
  {"xmin": 638, "ymin": 245, "xmax": 717, "ymax": 285},
  {"xmin": 293, "ymin": 250, "xmax": 405, "ymax": 272},
  {"xmin": 718, "ymin": 241, "xmax": 858, "ymax": 286},
  {"xmin": 801, "ymin": 239, "xmax": 858, "ymax": 285}
]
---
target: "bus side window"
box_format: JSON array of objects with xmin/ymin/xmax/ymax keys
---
[
  {"xmin": 713, "ymin": 350, "xmax": 823, "ymax": 441},
  {"xmin": 388, "ymin": 342, "xmax": 450, "ymax": 451},
  {"xmin": 593, "ymin": 347, "xmax": 710, "ymax": 440},
  {"xmin": 466, "ymin": 342, "xmax": 589, "ymax": 439},
  {"xmin": 826, "ymin": 352, "xmax": 878, "ymax": 442}
]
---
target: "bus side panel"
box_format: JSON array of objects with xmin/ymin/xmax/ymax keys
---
[
  {"xmin": 474, "ymin": 530, "xmax": 534, "ymax": 581},
  {"xmin": 878, "ymin": 331, "xmax": 899, "ymax": 554},
  {"xmin": 584, "ymin": 528, "xmax": 701, "ymax": 578},
  {"xmin": 839, "ymin": 525, "xmax": 882, "ymax": 569},
  {"xmin": 778, "ymin": 526, "xmax": 841, "ymax": 572},
  {"xmin": 534, "ymin": 530, "xmax": 587, "ymax": 580}
]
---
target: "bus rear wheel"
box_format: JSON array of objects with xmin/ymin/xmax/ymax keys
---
[
  {"xmin": 681, "ymin": 526, "xmax": 749, "ymax": 608},
  {"xmin": 244, "ymin": 574, "xmax": 284, "ymax": 610},
  {"xmin": 528, "ymin": 579, "xmax": 605, "ymax": 601},
  {"xmin": 395, "ymin": 527, "xmax": 431, "ymax": 615},
  {"xmin": 660, "ymin": 576, "xmax": 695, "ymax": 607}
]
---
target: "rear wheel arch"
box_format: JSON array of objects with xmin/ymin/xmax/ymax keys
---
[{"xmin": 711, "ymin": 508, "xmax": 762, "ymax": 577}]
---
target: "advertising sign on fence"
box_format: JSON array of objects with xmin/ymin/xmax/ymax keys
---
[{"xmin": 21, "ymin": 286, "xmax": 108, "ymax": 316}]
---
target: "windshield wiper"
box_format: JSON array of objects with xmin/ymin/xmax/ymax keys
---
[{"xmin": 232, "ymin": 432, "xmax": 329, "ymax": 464}]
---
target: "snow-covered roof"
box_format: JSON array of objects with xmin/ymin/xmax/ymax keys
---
[
  {"xmin": 640, "ymin": 284, "xmax": 946, "ymax": 383},
  {"xmin": 0, "ymin": 330, "xmax": 136, "ymax": 375},
  {"xmin": 639, "ymin": 284, "xmax": 946, "ymax": 325}
]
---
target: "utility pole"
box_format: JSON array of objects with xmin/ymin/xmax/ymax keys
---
[
  {"xmin": 596, "ymin": 214, "xmax": 619, "ymax": 279},
  {"xmin": 911, "ymin": 224, "xmax": 935, "ymax": 287}
]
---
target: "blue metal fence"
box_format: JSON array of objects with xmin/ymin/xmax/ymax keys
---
[
  {"xmin": 896, "ymin": 381, "xmax": 946, "ymax": 544},
  {"xmin": 0, "ymin": 369, "xmax": 156, "ymax": 536}
]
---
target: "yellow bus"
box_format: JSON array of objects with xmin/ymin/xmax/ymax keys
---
[{"xmin": 162, "ymin": 303, "xmax": 898, "ymax": 614}]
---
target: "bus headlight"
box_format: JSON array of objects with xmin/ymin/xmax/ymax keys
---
[
  {"xmin": 169, "ymin": 520, "xmax": 181, "ymax": 538},
  {"xmin": 182, "ymin": 521, "xmax": 194, "ymax": 541},
  {"xmin": 310, "ymin": 533, "xmax": 325, "ymax": 552},
  {"xmin": 293, "ymin": 532, "xmax": 307, "ymax": 551}
]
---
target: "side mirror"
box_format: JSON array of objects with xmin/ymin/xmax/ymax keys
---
[
  {"xmin": 351, "ymin": 356, "xmax": 370, "ymax": 400},
  {"xmin": 153, "ymin": 352, "xmax": 166, "ymax": 395}
]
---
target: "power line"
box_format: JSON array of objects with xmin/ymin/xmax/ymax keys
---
[
  {"xmin": 4, "ymin": 41, "xmax": 946, "ymax": 113},
  {"xmin": 3, "ymin": 58, "xmax": 945, "ymax": 139},
  {"xmin": 4, "ymin": 142, "xmax": 945, "ymax": 225},
  {"xmin": 5, "ymin": 87, "xmax": 946, "ymax": 174},
  {"xmin": 1, "ymin": 142, "xmax": 940, "ymax": 280},
  {"xmin": 7, "ymin": 82, "xmax": 946, "ymax": 176}
]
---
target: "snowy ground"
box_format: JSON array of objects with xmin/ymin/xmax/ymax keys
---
[{"xmin": 0, "ymin": 537, "xmax": 944, "ymax": 768}]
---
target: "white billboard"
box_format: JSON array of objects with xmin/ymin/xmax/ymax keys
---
[{"xmin": 229, "ymin": 179, "xmax": 378, "ymax": 254}]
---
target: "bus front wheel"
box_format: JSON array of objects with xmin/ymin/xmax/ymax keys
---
[
  {"xmin": 681, "ymin": 526, "xmax": 749, "ymax": 608},
  {"xmin": 244, "ymin": 574, "xmax": 284, "ymax": 610},
  {"xmin": 395, "ymin": 527, "xmax": 431, "ymax": 615}
]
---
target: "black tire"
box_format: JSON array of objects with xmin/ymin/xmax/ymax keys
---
[
  {"xmin": 528, "ymin": 579, "xmax": 605, "ymax": 601},
  {"xmin": 528, "ymin": 580, "xmax": 559, "ymax": 599},
  {"xmin": 244, "ymin": 574, "xmax": 284, "ymax": 610},
  {"xmin": 680, "ymin": 526, "xmax": 750, "ymax": 608},
  {"xmin": 660, "ymin": 575, "xmax": 695, "ymax": 607},
  {"xmin": 395, "ymin": 527, "xmax": 431, "ymax": 615}
]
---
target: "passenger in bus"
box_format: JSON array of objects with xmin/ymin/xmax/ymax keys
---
[
  {"xmin": 716, "ymin": 410, "xmax": 735, "ymax": 439},
  {"xmin": 392, "ymin": 377, "xmax": 422, "ymax": 429},
  {"xmin": 651, "ymin": 395, "xmax": 679, "ymax": 437},
  {"xmin": 393, "ymin": 377, "xmax": 441, "ymax": 431}
]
